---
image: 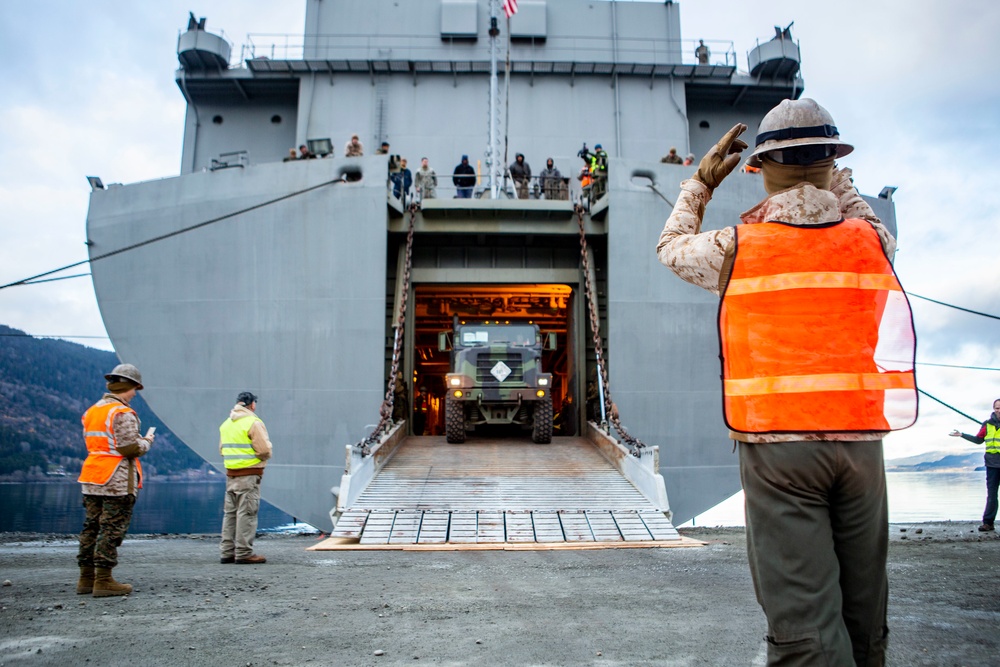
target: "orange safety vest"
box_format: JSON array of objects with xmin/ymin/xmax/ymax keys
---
[
  {"xmin": 78, "ymin": 400, "xmax": 143, "ymax": 487},
  {"xmin": 719, "ymin": 218, "xmax": 917, "ymax": 434}
]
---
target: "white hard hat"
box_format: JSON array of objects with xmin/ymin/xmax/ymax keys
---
[{"xmin": 746, "ymin": 98, "xmax": 853, "ymax": 167}]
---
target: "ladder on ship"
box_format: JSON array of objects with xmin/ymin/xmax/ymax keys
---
[{"xmin": 321, "ymin": 204, "xmax": 683, "ymax": 549}]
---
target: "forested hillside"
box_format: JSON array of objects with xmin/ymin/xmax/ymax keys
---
[{"xmin": 0, "ymin": 325, "xmax": 206, "ymax": 479}]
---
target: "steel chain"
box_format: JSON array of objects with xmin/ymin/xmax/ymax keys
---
[
  {"xmin": 575, "ymin": 205, "xmax": 646, "ymax": 456},
  {"xmin": 357, "ymin": 202, "xmax": 419, "ymax": 456}
]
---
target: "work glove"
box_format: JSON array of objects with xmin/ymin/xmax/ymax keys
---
[
  {"xmin": 116, "ymin": 442, "xmax": 143, "ymax": 458},
  {"xmin": 693, "ymin": 123, "xmax": 749, "ymax": 191},
  {"xmin": 829, "ymin": 165, "xmax": 854, "ymax": 198}
]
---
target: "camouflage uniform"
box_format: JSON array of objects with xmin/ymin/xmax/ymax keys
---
[
  {"xmin": 414, "ymin": 166, "xmax": 437, "ymax": 199},
  {"xmin": 79, "ymin": 495, "xmax": 136, "ymax": 569},
  {"xmin": 77, "ymin": 394, "xmax": 151, "ymax": 569},
  {"xmin": 657, "ymin": 170, "xmax": 899, "ymax": 666}
]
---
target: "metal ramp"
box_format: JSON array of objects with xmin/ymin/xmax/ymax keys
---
[{"xmin": 317, "ymin": 433, "xmax": 693, "ymax": 550}]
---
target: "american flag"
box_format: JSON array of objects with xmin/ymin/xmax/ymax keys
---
[{"xmin": 503, "ymin": 0, "xmax": 518, "ymax": 19}]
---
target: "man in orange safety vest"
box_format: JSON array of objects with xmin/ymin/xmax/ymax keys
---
[
  {"xmin": 77, "ymin": 363, "xmax": 155, "ymax": 597},
  {"xmin": 656, "ymin": 98, "xmax": 917, "ymax": 666}
]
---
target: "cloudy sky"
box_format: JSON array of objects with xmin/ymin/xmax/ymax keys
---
[{"xmin": 1, "ymin": 1, "xmax": 998, "ymax": 462}]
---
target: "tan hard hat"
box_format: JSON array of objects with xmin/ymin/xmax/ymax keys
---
[
  {"xmin": 746, "ymin": 98, "xmax": 853, "ymax": 167},
  {"xmin": 104, "ymin": 363, "xmax": 143, "ymax": 390}
]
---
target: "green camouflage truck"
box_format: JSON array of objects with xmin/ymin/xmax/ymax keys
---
[{"xmin": 440, "ymin": 321, "xmax": 556, "ymax": 444}]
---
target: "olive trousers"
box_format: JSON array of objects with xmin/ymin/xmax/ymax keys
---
[{"xmin": 739, "ymin": 440, "xmax": 889, "ymax": 667}]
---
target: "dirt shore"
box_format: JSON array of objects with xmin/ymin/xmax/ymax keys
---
[{"xmin": 1, "ymin": 523, "xmax": 997, "ymax": 666}]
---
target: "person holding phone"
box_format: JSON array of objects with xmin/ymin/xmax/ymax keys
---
[
  {"xmin": 77, "ymin": 363, "xmax": 155, "ymax": 597},
  {"xmin": 219, "ymin": 391, "xmax": 273, "ymax": 564}
]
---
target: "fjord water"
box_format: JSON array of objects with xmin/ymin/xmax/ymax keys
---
[
  {"xmin": 1, "ymin": 471, "xmax": 987, "ymax": 533},
  {"xmin": 0, "ymin": 481, "xmax": 297, "ymax": 533}
]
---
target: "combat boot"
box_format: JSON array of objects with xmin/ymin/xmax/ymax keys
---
[
  {"xmin": 92, "ymin": 567, "xmax": 132, "ymax": 597},
  {"xmin": 77, "ymin": 566, "xmax": 95, "ymax": 595}
]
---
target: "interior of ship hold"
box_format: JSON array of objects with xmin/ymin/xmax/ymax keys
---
[{"xmin": 84, "ymin": 0, "xmax": 897, "ymax": 546}]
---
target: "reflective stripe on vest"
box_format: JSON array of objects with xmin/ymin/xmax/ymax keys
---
[
  {"xmin": 219, "ymin": 414, "xmax": 264, "ymax": 469},
  {"xmin": 719, "ymin": 218, "xmax": 917, "ymax": 433},
  {"xmin": 986, "ymin": 423, "xmax": 1000, "ymax": 455},
  {"xmin": 78, "ymin": 400, "xmax": 143, "ymax": 486}
]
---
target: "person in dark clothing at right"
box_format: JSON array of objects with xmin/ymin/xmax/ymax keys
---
[
  {"xmin": 452, "ymin": 155, "xmax": 476, "ymax": 198},
  {"xmin": 950, "ymin": 398, "xmax": 1000, "ymax": 531}
]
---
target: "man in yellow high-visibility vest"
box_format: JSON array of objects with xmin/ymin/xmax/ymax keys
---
[
  {"xmin": 219, "ymin": 391, "xmax": 272, "ymax": 564},
  {"xmin": 950, "ymin": 398, "xmax": 1000, "ymax": 532}
]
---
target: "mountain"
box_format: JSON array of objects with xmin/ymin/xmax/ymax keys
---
[
  {"xmin": 0, "ymin": 325, "xmax": 207, "ymax": 479},
  {"xmin": 886, "ymin": 450, "xmax": 984, "ymax": 472}
]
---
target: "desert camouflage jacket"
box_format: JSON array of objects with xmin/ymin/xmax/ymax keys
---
[{"xmin": 655, "ymin": 169, "xmax": 896, "ymax": 443}]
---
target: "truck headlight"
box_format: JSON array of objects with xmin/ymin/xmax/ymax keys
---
[
  {"xmin": 538, "ymin": 378, "xmax": 549, "ymax": 386},
  {"xmin": 449, "ymin": 377, "xmax": 461, "ymax": 387}
]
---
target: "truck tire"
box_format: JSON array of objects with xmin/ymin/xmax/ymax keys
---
[
  {"xmin": 445, "ymin": 396, "xmax": 466, "ymax": 444},
  {"xmin": 531, "ymin": 396, "xmax": 553, "ymax": 444}
]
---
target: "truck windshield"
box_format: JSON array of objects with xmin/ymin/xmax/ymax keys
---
[{"xmin": 458, "ymin": 325, "xmax": 536, "ymax": 346}]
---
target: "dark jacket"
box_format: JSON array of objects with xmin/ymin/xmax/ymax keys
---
[
  {"xmin": 509, "ymin": 156, "xmax": 531, "ymax": 182},
  {"xmin": 391, "ymin": 168, "xmax": 413, "ymax": 198},
  {"xmin": 453, "ymin": 162, "xmax": 476, "ymax": 188},
  {"xmin": 959, "ymin": 413, "xmax": 1000, "ymax": 468}
]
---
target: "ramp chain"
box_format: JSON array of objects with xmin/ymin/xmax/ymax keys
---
[
  {"xmin": 575, "ymin": 205, "xmax": 646, "ymax": 457},
  {"xmin": 357, "ymin": 202, "xmax": 419, "ymax": 456}
]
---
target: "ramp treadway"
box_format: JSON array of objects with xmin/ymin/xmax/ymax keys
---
[{"xmin": 329, "ymin": 436, "xmax": 682, "ymax": 546}]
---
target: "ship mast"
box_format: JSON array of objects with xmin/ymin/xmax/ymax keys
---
[{"xmin": 487, "ymin": 0, "xmax": 502, "ymax": 199}]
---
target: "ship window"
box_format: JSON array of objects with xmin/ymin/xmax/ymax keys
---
[
  {"xmin": 271, "ymin": 115, "xmax": 282, "ymax": 124},
  {"xmin": 699, "ymin": 120, "xmax": 710, "ymax": 129},
  {"xmin": 213, "ymin": 115, "xmax": 224, "ymax": 125}
]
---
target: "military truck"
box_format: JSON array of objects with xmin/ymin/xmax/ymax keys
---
[{"xmin": 440, "ymin": 321, "xmax": 556, "ymax": 444}]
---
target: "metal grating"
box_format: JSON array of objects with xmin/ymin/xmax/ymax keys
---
[
  {"xmin": 330, "ymin": 437, "xmax": 680, "ymax": 545},
  {"xmin": 331, "ymin": 508, "xmax": 679, "ymax": 544}
]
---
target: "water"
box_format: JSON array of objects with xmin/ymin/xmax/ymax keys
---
[
  {"xmin": 687, "ymin": 470, "xmax": 989, "ymax": 527},
  {"xmin": 0, "ymin": 481, "xmax": 300, "ymax": 534},
  {"xmin": 0, "ymin": 471, "xmax": 990, "ymax": 533}
]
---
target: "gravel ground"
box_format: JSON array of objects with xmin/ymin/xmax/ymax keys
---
[{"xmin": 0, "ymin": 523, "xmax": 997, "ymax": 666}]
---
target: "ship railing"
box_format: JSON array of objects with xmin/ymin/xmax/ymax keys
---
[
  {"xmin": 387, "ymin": 173, "xmax": 587, "ymax": 204},
  {"xmin": 236, "ymin": 33, "xmax": 736, "ymax": 71}
]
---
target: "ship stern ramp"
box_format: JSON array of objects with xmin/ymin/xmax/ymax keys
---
[
  {"xmin": 322, "ymin": 425, "xmax": 690, "ymax": 550},
  {"xmin": 87, "ymin": 157, "xmax": 390, "ymax": 530}
]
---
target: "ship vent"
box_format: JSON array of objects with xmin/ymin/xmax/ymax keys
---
[
  {"xmin": 748, "ymin": 24, "xmax": 800, "ymax": 80},
  {"xmin": 476, "ymin": 355, "xmax": 525, "ymax": 383},
  {"xmin": 177, "ymin": 14, "xmax": 231, "ymax": 70},
  {"xmin": 441, "ymin": 0, "xmax": 478, "ymax": 41},
  {"xmin": 510, "ymin": 1, "xmax": 547, "ymax": 41}
]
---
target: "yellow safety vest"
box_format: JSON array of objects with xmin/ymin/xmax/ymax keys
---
[
  {"xmin": 986, "ymin": 423, "xmax": 1000, "ymax": 455},
  {"xmin": 219, "ymin": 414, "xmax": 264, "ymax": 470}
]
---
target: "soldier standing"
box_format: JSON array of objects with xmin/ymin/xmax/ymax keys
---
[
  {"xmin": 414, "ymin": 157, "xmax": 438, "ymax": 200},
  {"xmin": 77, "ymin": 363, "xmax": 155, "ymax": 597},
  {"xmin": 656, "ymin": 99, "xmax": 916, "ymax": 665}
]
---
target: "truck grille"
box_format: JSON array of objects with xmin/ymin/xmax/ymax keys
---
[{"xmin": 476, "ymin": 354, "xmax": 524, "ymax": 383}]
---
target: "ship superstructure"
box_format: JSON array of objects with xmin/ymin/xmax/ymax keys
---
[{"xmin": 86, "ymin": 0, "xmax": 896, "ymax": 538}]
